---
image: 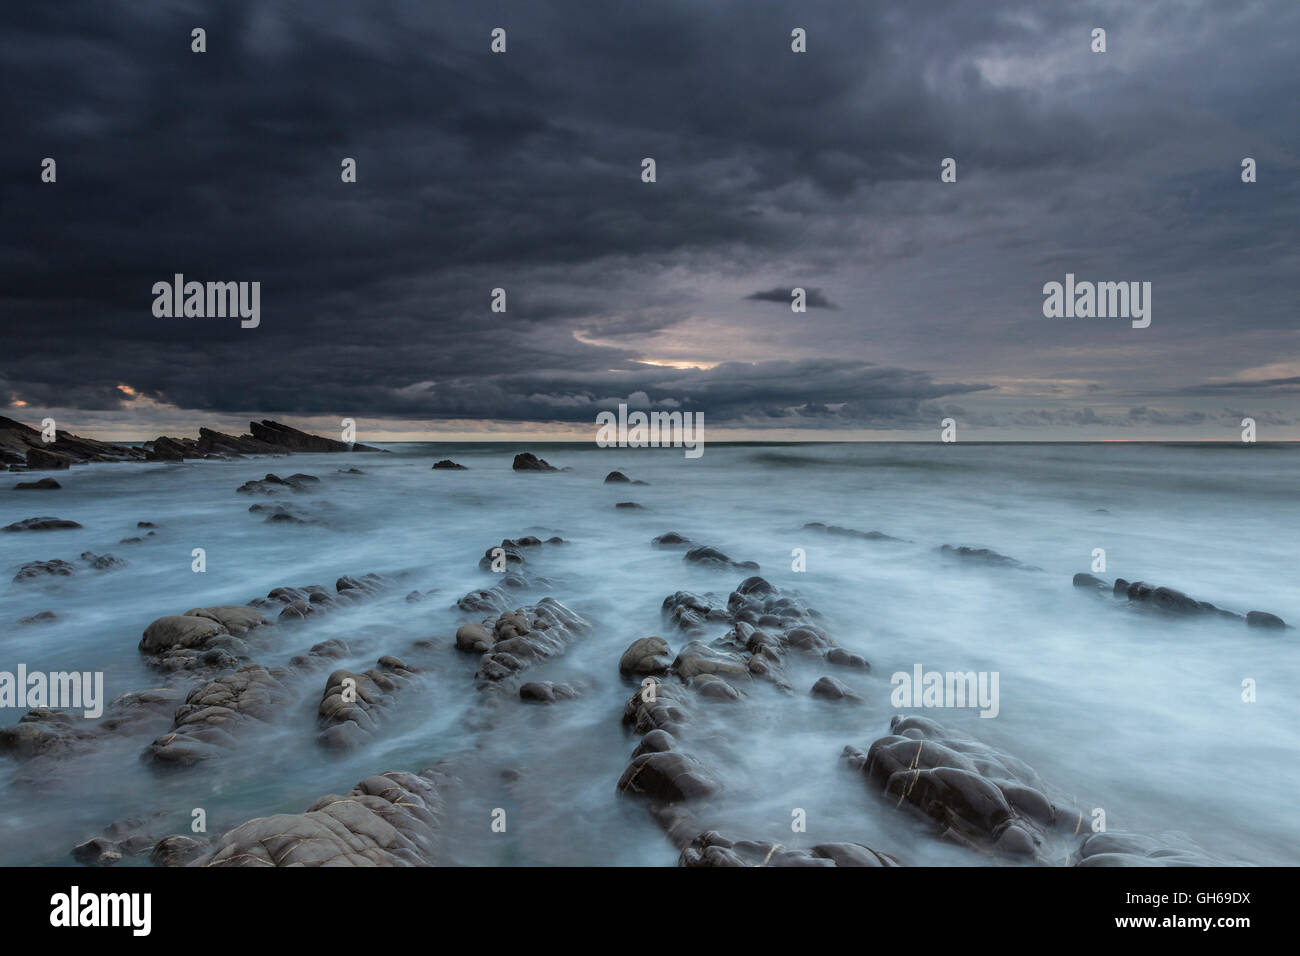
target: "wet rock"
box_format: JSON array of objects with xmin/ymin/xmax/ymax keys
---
[
  {"xmin": 150, "ymin": 835, "xmax": 207, "ymax": 867},
  {"xmin": 679, "ymin": 831, "xmax": 900, "ymax": 867},
  {"xmin": 3, "ymin": 516, "xmax": 82, "ymax": 531},
  {"xmin": 27, "ymin": 447, "xmax": 76, "ymax": 470},
  {"xmin": 13, "ymin": 559, "xmax": 77, "ymax": 583},
  {"xmin": 16, "ymin": 610, "xmax": 58, "ymax": 626},
  {"xmin": 512, "ymin": 452, "xmax": 557, "ymax": 472},
  {"xmin": 939, "ymin": 545, "xmax": 1030, "ymax": 569},
  {"xmin": 183, "ymin": 605, "xmax": 270, "ymax": 637},
  {"xmin": 146, "ymin": 436, "xmax": 187, "ymax": 462},
  {"xmin": 617, "ymin": 751, "xmax": 720, "ymax": 803},
  {"xmin": 604, "ymin": 471, "xmax": 648, "ymax": 485},
  {"xmin": 519, "ymin": 681, "xmax": 579, "ymax": 703},
  {"xmin": 432, "ymin": 459, "xmax": 467, "ymax": 470},
  {"xmin": 1097, "ymin": 575, "xmax": 1281, "ymax": 626},
  {"xmin": 236, "ymin": 472, "xmax": 318, "ymax": 495},
  {"xmin": 72, "ymin": 838, "xmax": 121, "ymax": 866},
  {"xmin": 0, "ymin": 689, "xmax": 181, "ymax": 786},
  {"xmin": 652, "ymin": 531, "xmax": 692, "ymax": 548},
  {"xmin": 1074, "ymin": 830, "xmax": 1222, "ymax": 867},
  {"xmin": 471, "ymin": 599, "xmax": 591, "ymax": 687},
  {"xmin": 455, "ymin": 622, "xmax": 494, "ymax": 653},
  {"xmin": 139, "ymin": 615, "xmax": 229, "ymax": 654},
  {"xmin": 845, "ymin": 715, "xmax": 1079, "ymax": 863},
  {"xmin": 619, "ymin": 637, "xmax": 674, "ymax": 677},
  {"xmin": 615, "ymin": 501, "xmax": 644, "ymax": 510},
  {"xmin": 318, "ymin": 657, "xmax": 421, "ymax": 750},
  {"xmin": 691, "ymin": 674, "xmax": 743, "ymax": 701},
  {"xmin": 825, "ymin": 647, "xmax": 871, "ymax": 671},
  {"xmin": 1072, "ymin": 572, "xmax": 1109, "ymax": 590},
  {"xmin": 144, "ymin": 664, "xmax": 296, "ymax": 766},
  {"xmin": 1246, "ymin": 610, "xmax": 1286, "ymax": 629},
  {"xmin": 684, "ymin": 546, "xmax": 759, "ymax": 572},
  {"xmin": 803, "ymin": 522, "xmax": 899, "ymax": 542},
  {"xmin": 14, "ymin": 477, "xmax": 61, "ymax": 490},
  {"xmin": 811, "ymin": 675, "xmax": 864, "ymax": 703},
  {"xmin": 337, "ymin": 467, "xmax": 365, "ymax": 475},
  {"xmin": 672, "ymin": 641, "xmax": 750, "ymax": 681},
  {"xmin": 79, "ymin": 551, "xmax": 126, "ymax": 571},
  {"xmin": 192, "ymin": 768, "xmax": 448, "ymax": 866}
]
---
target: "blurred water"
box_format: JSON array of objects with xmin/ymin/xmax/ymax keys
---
[{"xmin": 0, "ymin": 441, "xmax": 1297, "ymax": 866}]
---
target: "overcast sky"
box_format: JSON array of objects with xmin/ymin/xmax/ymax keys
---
[{"xmin": 3, "ymin": 0, "xmax": 1297, "ymax": 440}]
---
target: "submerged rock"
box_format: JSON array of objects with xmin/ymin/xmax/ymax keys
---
[
  {"xmin": 432, "ymin": 459, "xmax": 467, "ymax": 470},
  {"xmin": 1079, "ymin": 572, "xmax": 1286, "ymax": 629},
  {"xmin": 652, "ymin": 531, "xmax": 692, "ymax": 548},
  {"xmin": 803, "ymin": 522, "xmax": 899, "ymax": 542},
  {"xmin": 13, "ymin": 477, "xmax": 61, "ymax": 490},
  {"xmin": 519, "ymin": 681, "xmax": 579, "ymax": 704},
  {"xmin": 683, "ymin": 546, "xmax": 759, "ymax": 572},
  {"xmin": 3, "ymin": 516, "xmax": 82, "ymax": 532}
]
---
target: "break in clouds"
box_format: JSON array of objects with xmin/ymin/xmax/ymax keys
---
[{"xmin": 2, "ymin": 0, "xmax": 1297, "ymax": 436}]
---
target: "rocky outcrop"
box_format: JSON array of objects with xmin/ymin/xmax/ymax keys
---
[
  {"xmin": 652, "ymin": 531, "xmax": 691, "ymax": 548},
  {"xmin": 683, "ymin": 546, "xmax": 759, "ymax": 572},
  {"xmin": 14, "ymin": 551, "xmax": 126, "ymax": 584},
  {"xmin": 191, "ymin": 768, "xmax": 448, "ymax": 866},
  {"xmin": 72, "ymin": 814, "xmax": 172, "ymax": 866},
  {"xmin": 846, "ymin": 714, "xmax": 1228, "ymax": 866},
  {"xmin": 519, "ymin": 680, "xmax": 579, "ymax": 704},
  {"xmin": 13, "ymin": 477, "xmax": 61, "ymax": 490},
  {"xmin": 604, "ymin": 471, "xmax": 648, "ymax": 485},
  {"xmin": 679, "ymin": 831, "xmax": 900, "ymax": 867},
  {"xmin": 1, "ymin": 416, "xmax": 380, "ymax": 473},
  {"xmin": 475, "ymin": 534, "xmax": 564, "ymax": 572},
  {"xmin": 248, "ymin": 420, "xmax": 381, "ymax": 453},
  {"xmin": 844, "ymin": 715, "xmax": 1080, "ymax": 862},
  {"xmin": 143, "ymin": 664, "xmax": 296, "ymax": 766},
  {"xmin": 1074, "ymin": 572, "xmax": 1288, "ymax": 629},
  {"xmin": 512, "ymin": 452, "xmax": 558, "ymax": 472},
  {"xmin": 804, "ymin": 521, "xmax": 900, "ymax": 541},
  {"xmin": 236, "ymin": 472, "xmax": 319, "ymax": 495},
  {"xmin": 619, "ymin": 637, "xmax": 674, "ymax": 677},
  {"xmin": 318, "ymin": 657, "xmax": 421, "ymax": 750},
  {"xmin": 0, "ymin": 416, "xmax": 144, "ymax": 470},
  {"xmin": 660, "ymin": 576, "xmax": 865, "ymax": 685},
  {"xmin": 939, "ymin": 545, "xmax": 1035, "ymax": 569},
  {"xmin": 457, "ymin": 599, "xmax": 591, "ymax": 688},
  {"xmin": 4, "ymin": 516, "xmax": 82, "ymax": 531},
  {"xmin": 432, "ymin": 459, "xmax": 467, "ymax": 470}
]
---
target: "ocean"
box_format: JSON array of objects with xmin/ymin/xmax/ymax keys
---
[{"xmin": 1, "ymin": 441, "xmax": 1297, "ymax": 866}]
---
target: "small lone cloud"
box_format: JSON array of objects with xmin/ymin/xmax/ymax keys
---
[{"xmin": 746, "ymin": 287, "xmax": 838, "ymax": 309}]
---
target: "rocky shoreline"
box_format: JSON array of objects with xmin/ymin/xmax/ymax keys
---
[{"xmin": 0, "ymin": 416, "xmax": 381, "ymax": 472}]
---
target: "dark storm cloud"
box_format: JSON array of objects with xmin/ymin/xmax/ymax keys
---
[
  {"xmin": 746, "ymin": 287, "xmax": 838, "ymax": 309},
  {"xmin": 1, "ymin": 0, "xmax": 1296, "ymax": 432}
]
